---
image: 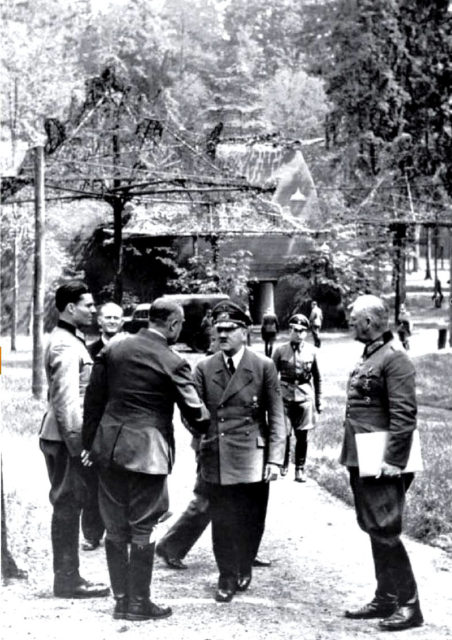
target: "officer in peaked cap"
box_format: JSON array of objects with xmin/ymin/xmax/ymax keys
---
[
  {"xmin": 211, "ymin": 301, "xmax": 252, "ymax": 328},
  {"xmin": 193, "ymin": 297, "xmax": 286, "ymax": 603},
  {"xmin": 272, "ymin": 311, "xmax": 322, "ymax": 483}
]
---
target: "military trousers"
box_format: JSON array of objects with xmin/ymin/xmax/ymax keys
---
[
  {"xmin": 349, "ymin": 467, "xmax": 418, "ymax": 603},
  {"xmin": 158, "ymin": 472, "xmax": 210, "ymax": 559},
  {"xmin": 207, "ymin": 481, "xmax": 269, "ymax": 585},
  {"xmin": 98, "ymin": 466, "xmax": 168, "ymax": 546},
  {"xmin": 40, "ymin": 439, "xmax": 87, "ymax": 575}
]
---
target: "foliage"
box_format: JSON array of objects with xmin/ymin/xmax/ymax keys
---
[
  {"xmin": 0, "ymin": 202, "xmax": 34, "ymax": 331},
  {"xmin": 222, "ymin": 0, "xmax": 305, "ymax": 77},
  {"xmin": 0, "ymin": 0, "xmax": 89, "ymax": 141},
  {"xmin": 79, "ymin": 231, "xmax": 182, "ymax": 304},
  {"xmin": 276, "ymin": 240, "xmax": 349, "ymax": 326},
  {"xmin": 322, "ymin": 0, "xmax": 452, "ymax": 203},
  {"xmin": 167, "ymin": 246, "xmax": 254, "ymax": 307},
  {"xmin": 2, "ymin": 0, "xmax": 451, "ymax": 333},
  {"xmin": 261, "ymin": 68, "xmax": 329, "ymax": 139}
]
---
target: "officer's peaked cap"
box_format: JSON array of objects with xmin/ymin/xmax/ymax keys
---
[
  {"xmin": 212, "ymin": 301, "xmax": 251, "ymax": 328},
  {"xmin": 289, "ymin": 313, "xmax": 310, "ymax": 330}
]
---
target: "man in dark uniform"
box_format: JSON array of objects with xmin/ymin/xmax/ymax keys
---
[
  {"xmin": 272, "ymin": 313, "xmax": 322, "ymax": 482},
  {"xmin": 309, "ymin": 301, "xmax": 323, "ymax": 348},
  {"xmin": 82, "ymin": 298, "xmax": 209, "ymax": 621},
  {"xmin": 341, "ymin": 295, "xmax": 423, "ymax": 631},
  {"xmin": 194, "ymin": 301, "xmax": 286, "ymax": 603},
  {"xmin": 88, "ymin": 301, "xmax": 124, "ymax": 358},
  {"xmin": 155, "ymin": 436, "xmax": 272, "ymax": 570},
  {"xmin": 260, "ymin": 307, "xmax": 279, "ymax": 356},
  {"xmin": 82, "ymin": 301, "xmax": 125, "ymax": 552},
  {"xmin": 39, "ymin": 280, "xmax": 109, "ymax": 599}
]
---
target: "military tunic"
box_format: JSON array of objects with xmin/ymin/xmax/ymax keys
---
[{"xmin": 272, "ymin": 341, "xmax": 322, "ymax": 430}]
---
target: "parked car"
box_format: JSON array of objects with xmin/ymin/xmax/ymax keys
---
[{"xmin": 123, "ymin": 293, "xmax": 230, "ymax": 351}]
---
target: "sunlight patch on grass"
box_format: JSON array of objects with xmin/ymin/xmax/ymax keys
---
[{"xmin": 414, "ymin": 352, "xmax": 452, "ymax": 410}]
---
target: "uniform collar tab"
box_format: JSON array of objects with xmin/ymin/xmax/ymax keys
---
[
  {"xmin": 57, "ymin": 319, "xmax": 86, "ymax": 344},
  {"xmin": 363, "ymin": 330, "xmax": 393, "ymax": 358}
]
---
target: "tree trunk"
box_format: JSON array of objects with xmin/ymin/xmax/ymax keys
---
[
  {"xmin": 425, "ymin": 225, "xmax": 432, "ymax": 280},
  {"xmin": 393, "ymin": 223, "xmax": 407, "ymax": 325},
  {"xmin": 32, "ymin": 146, "xmax": 45, "ymax": 399},
  {"xmin": 449, "ymin": 229, "xmax": 452, "ymax": 347},
  {"xmin": 112, "ymin": 198, "xmax": 124, "ymax": 304},
  {"xmin": 412, "ymin": 223, "xmax": 420, "ymax": 272},
  {"xmin": 10, "ymin": 220, "xmax": 18, "ymax": 352}
]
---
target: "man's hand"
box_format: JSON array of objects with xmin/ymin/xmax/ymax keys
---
[
  {"xmin": 81, "ymin": 449, "xmax": 93, "ymax": 467},
  {"xmin": 376, "ymin": 461, "xmax": 402, "ymax": 478},
  {"xmin": 264, "ymin": 463, "xmax": 279, "ymax": 482}
]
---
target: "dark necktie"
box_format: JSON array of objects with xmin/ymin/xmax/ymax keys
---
[
  {"xmin": 227, "ymin": 357, "xmax": 235, "ymax": 375},
  {"xmin": 291, "ymin": 343, "xmax": 300, "ymax": 353}
]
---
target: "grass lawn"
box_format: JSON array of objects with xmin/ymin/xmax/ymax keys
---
[{"xmin": 308, "ymin": 351, "xmax": 452, "ymax": 548}]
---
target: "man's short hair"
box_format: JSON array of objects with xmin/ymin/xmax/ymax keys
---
[
  {"xmin": 351, "ymin": 294, "xmax": 389, "ymax": 331},
  {"xmin": 148, "ymin": 298, "xmax": 183, "ymax": 325},
  {"xmin": 55, "ymin": 280, "xmax": 90, "ymax": 312},
  {"xmin": 98, "ymin": 302, "xmax": 123, "ymax": 317}
]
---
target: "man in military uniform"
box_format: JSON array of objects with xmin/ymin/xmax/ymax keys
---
[
  {"xmin": 309, "ymin": 301, "xmax": 323, "ymax": 348},
  {"xmin": 341, "ymin": 294, "xmax": 423, "ymax": 631},
  {"xmin": 194, "ymin": 301, "xmax": 286, "ymax": 603},
  {"xmin": 39, "ymin": 280, "xmax": 109, "ymax": 599},
  {"xmin": 272, "ymin": 313, "xmax": 322, "ymax": 482},
  {"xmin": 82, "ymin": 298, "xmax": 209, "ymax": 621}
]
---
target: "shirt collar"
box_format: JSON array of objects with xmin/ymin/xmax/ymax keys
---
[
  {"xmin": 363, "ymin": 330, "xmax": 393, "ymax": 359},
  {"xmin": 147, "ymin": 327, "xmax": 167, "ymax": 341},
  {"xmin": 223, "ymin": 345, "xmax": 245, "ymax": 370},
  {"xmin": 57, "ymin": 319, "xmax": 86, "ymax": 344}
]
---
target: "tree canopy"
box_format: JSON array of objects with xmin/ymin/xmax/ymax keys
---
[{"xmin": 1, "ymin": 0, "xmax": 451, "ymax": 323}]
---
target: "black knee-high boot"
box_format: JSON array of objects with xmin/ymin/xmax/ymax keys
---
[
  {"xmin": 126, "ymin": 542, "xmax": 172, "ymax": 620},
  {"xmin": 105, "ymin": 539, "xmax": 129, "ymax": 619}
]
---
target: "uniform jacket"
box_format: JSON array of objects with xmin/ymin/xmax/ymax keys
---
[
  {"xmin": 339, "ymin": 331, "xmax": 417, "ymax": 469},
  {"xmin": 39, "ymin": 322, "xmax": 93, "ymax": 457},
  {"xmin": 309, "ymin": 307, "xmax": 323, "ymax": 329},
  {"xmin": 261, "ymin": 313, "xmax": 279, "ymax": 335},
  {"xmin": 87, "ymin": 337, "xmax": 105, "ymax": 359},
  {"xmin": 82, "ymin": 329, "xmax": 209, "ymax": 475},
  {"xmin": 272, "ymin": 341, "xmax": 322, "ymax": 411},
  {"xmin": 194, "ymin": 348, "xmax": 286, "ymax": 485}
]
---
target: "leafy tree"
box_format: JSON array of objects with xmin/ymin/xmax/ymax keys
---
[
  {"xmin": 1, "ymin": 0, "xmax": 90, "ymax": 140},
  {"xmin": 323, "ymin": 0, "xmax": 451, "ymax": 201},
  {"xmin": 310, "ymin": 0, "xmax": 452, "ymax": 319},
  {"xmin": 261, "ymin": 68, "xmax": 329, "ymax": 138},
  {"xmin": 167, "ymin": 246, "xmax": 254, "ymax": 308},
  {"xmin": 223, "ymin": 0, "xmax": 305, "ymax": 77}
]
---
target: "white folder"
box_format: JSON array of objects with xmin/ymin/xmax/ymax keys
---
[{"xmin": 355, "ymin": 430, "xmax": 423, "ymax": 478}]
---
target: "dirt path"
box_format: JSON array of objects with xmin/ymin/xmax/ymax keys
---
[{"xmin": 2, "ymin": 336, "xmax": 452, "ymax": 640}]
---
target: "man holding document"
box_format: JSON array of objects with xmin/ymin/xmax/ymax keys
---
[{"xmin": 340, "ymin": 294, "xmax": 423, "ymax": 631}]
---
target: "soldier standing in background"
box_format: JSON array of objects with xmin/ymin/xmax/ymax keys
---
[
  {"xmin": 260, "ymin": 307, "xmax": 279, "ymax": 357},
  {"xmin": 309, "ymin": 301, "xmax": 323, "ymax": 348},
  {"xmin": 272, "ymin": 314, "xmax": 322, "ymax": 483}
]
